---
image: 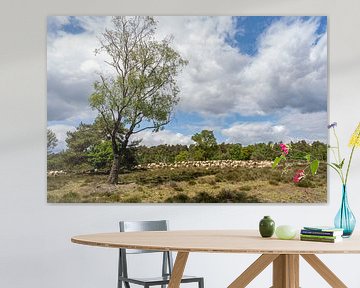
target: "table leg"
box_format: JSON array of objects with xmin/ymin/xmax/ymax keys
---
[
  {"xmin": 272, "ymin": 254, "xmax": 299, "ymax": 288},
  {"xmin": 228, "ymin": 254, "xmax": 280, "ymax": 288},
  {"xmin": 168, "ymin": 251, "xmax": 189, "ymax": 288},
  {"xmin": 301, "ymin": 254, "xmax": 347, "ymax": 288}
]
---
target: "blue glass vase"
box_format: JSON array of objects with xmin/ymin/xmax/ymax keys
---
[{"xmin": 334, "ymin": 185, "xmax": 356, "ymax": 237}]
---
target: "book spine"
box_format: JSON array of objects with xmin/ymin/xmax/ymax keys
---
[
  {"xmin": 300, "ymin": 236, "xmax": 338, "ymax": 243},
  {"xmin": 300, "ymin": 230, "xmax": 337, "ymax": 237},
  {"xmin": 300, "ymin": 234, "xmax": 338, "ymax": 240}
]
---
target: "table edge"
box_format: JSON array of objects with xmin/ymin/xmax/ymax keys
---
[{"xmin": 71, "ymin": 231, "xmax": 360, "ymax": 254}]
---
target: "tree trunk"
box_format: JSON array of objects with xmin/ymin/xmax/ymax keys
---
[{"xmin": 108, "ymin": 154, "xmax": 121, "ymax": 184}]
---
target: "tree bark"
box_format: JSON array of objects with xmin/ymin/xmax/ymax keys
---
[{"xmin": 108, "ymin": 154, "xmax": 121, "ymax": 184}]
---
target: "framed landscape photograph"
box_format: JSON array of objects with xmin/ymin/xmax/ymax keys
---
[{"xmin": 47, "ymin": 16, "xmax": 328, "ymax": 203}]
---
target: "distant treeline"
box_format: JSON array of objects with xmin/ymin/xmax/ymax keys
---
[{"xmin": 48, "ymin": 128, "xmax": 327, "ymax": 173}]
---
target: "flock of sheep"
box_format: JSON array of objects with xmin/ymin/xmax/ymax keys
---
[
  {"xmin": 47, "ymin": 170, "xmax": 67, "ymax": 176},
  {"xmin": 47, "ymin": 160, "xmax": 274, "ymax": 176},
  {"xmin": 135, "ymin": 160, "xmax": 273, "ymax": 170}
]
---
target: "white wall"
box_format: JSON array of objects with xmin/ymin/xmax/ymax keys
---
[{"xmin": 1, "ymin": 0, "xmax": 360, "ymax": 287}]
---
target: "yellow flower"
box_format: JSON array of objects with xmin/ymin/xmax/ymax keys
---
[{"xmin": 349, "ymin": 122, "xmax": 360, "ymax": 147}]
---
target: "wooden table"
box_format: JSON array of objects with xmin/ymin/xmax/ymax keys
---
[{"xmin": 71, "ymin": 230, "xmax": 360, "ymax": 288}]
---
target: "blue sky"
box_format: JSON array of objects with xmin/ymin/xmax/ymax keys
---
[{"xmin": 47, "ymin": 16, "xmax": 327, "ymax": 151}]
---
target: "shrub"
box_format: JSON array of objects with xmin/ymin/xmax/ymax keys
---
[
  {"xmin": 239, "ymin": 185, "xmax": 252, "ymax": 191},
  {"xmin": 165, "ymin": 193, "xmax": 190, "ymax": 203},
  {"xmin": 268, "ymin": 180, "xmax": 279, "ymax": 186},
  {"xmin": 188, "ymin": 180, "xmax": 197, "ymax": 185},
  {"xmin": 122, "ymin": 195, "xmax": 142, "ymax": 203},
  {"xmin": 60, "ymin": 192, "xmax": 80, "ymax": 203},
  {"xmin": 296, "ymin": 179, "xmax": 315, "ymax": 188}
]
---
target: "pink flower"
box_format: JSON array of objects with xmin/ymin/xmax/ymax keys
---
[
  {"xmin": 293, "ymin": 170, "xmax": 305, "ymax": 183},
  {"xmin": 279, "ymin": 143, "xmax": 289, "ymax": 155}
]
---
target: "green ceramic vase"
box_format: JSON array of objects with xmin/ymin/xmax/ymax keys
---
[{"xmin": 259, "ymin": 216, "xmax": 275, "ymax": 237}]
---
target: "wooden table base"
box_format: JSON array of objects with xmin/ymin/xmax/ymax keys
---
[
  {"xmin": 226, "ymin": 254, "xmax": 347, "ymax": 288},
  {"xmin": 168, "ymin": 252, "xmax": 189, "ymax": 288},
  {"xmin": 168, "ymin": 253, "xmax": 348, "ymax": 288},
  {"xmin": 272, "ymin": 254, "xmax": 299, "ymax": 288}
]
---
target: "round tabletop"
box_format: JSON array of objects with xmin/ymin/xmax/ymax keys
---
[{"xmin": 71, "ymin": 230, "xmax": 360, "ymax": 254}]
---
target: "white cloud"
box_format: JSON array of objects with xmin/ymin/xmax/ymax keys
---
[
  {"xmin": 241, "ymin": 17, "xmax": 327, "ymax": 115},
  {"xmin": 221, "ymin": 110, "xmax": 327, "ymax": 145},
  {"xmin": 156, "ymin": 16, "xmax": 251, "ymax": 116},
  {"xmin": 278, "ymin": 110, "xmax": 328, "ymax": 142},
  {"xmin": 47, "ymin": 16, "xmax": 110, "ymax": 121},
  {"xmin": 48, "ymin": 16, "xmax": 327, "ymax": 120},
  {"xmin": 131, "ymin": 130, "xmax": 193, "ymax": 147},
  {"xmin": 222, "ymin": 122, "xmax": 288, "ymax": 145},
  {"xmin": 155, "ymin": 16, "xmax": 327, "ymax": 117}
]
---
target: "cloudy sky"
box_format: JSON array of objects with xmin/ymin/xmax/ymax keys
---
[{"xmin": 47, "ymin": 16, "xmax": 327, "ymax": 151}]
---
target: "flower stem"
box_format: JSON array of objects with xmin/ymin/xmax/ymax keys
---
[
  {"xmin": 345, "ymin": 129, "xmax": 360, "ymax": 185},
  {"xmin": 332, "ymin": 127, "xmax": 345, "ymax": 184},
  {"xmin": 345, "ymin": 146, "xmax": 355, "ymax": 185}
]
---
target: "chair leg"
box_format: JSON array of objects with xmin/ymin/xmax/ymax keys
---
[{"xmin": 199, "ymin": 278, "xmax": 204, "ymax": 288}]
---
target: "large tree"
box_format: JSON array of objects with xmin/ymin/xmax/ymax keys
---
[{"xmin": 89, "ymin": 16, "xmax": 187, "ymax": 184}]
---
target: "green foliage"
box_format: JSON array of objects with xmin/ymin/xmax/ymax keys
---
[
  {"xmin": 272, "ymin": 154, "xmax": 286, "ymax": 168},
  {"xmin": 88, "ymin": 141, "xmax": 113, "ymax": 169},
  {"xmin": 251, "ymin": 143, "xmax": 276, "ymax": 161},
  {"xmin": 47, "ymin": 129, "xmax": 58, "ymax": 154},
  {"xmin": 61, "ymin": 122, "xmax": 105, "ymax": 171},
  {"xmin": 311, "ymin": 141, "xmax": 327, "ymax": 161},
  {"xmin": 241, "ymin": 145, "xmax": 255, "ymax": 160},
  {"xmin": 272, "ymin": 156, "xmax": 282, "ymax": 168},
  {"xmin": 47, "ymin": 152, "xmax": 67, "ymax": 171},
  {"xmin": 287, "ymin": 140, "xmax": 311, "ymax": 160},
  {"xmin": 191, "ymin": 130, "xmax": 218, "ymax": 160},
  {"xmin": 134, "ymin": 140, "xmax": 327, "ymax": 165},
  {"xmin": 228, "ymin": 143, "xmax": 243, "ymax": 160},
  {"xmin": 175, "ymin": 150, "xmax": 190, "ymax": 162},
  {"xmin": 66, "ymin": 121, "xmax": 104, "ymax": 153},
  {"xmin": 136, "ymin": 144, "xmax": 188, "ymax": 164},
  {"xmin": 310, "ymin": 159, "xmax": 319, "ymax": 175},
  {"xmin": 189, "ymin": 146, "xmax": 206, "ymax": 161}
]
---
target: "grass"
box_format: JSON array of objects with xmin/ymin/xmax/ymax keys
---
[{"xmin": 47, "ymin": 164, "xmax": 327, "ymax": 203}]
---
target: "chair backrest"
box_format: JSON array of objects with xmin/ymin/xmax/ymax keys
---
[
  {"xmin": 119, "ymin": 220, "xmax": 169, "ymax": 254},
  {"xmin": 120, "ymin": 220, "xmax": 168, "ymax": 232},
  {"xmin": 118, "ymin": 220, "xmax": 174, "ymax": 282}
]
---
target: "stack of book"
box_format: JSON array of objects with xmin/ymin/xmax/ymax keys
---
[{"xmin": 300, "ymin": 226, "xmax": 344, "ymax": 243}]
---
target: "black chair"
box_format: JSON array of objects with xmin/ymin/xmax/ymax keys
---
[{"xmin": 118, "ymin": 220, "xmax": 204, "ymax": 288}]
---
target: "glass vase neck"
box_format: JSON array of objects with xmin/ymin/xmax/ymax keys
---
[{"xmin": 342, "ymin": 185, "xmax": 348, "ymax": 201}]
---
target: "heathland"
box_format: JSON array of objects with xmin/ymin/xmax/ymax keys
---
[{"xmin": 47, "ymin": 138, "xmax": 327, "ymax": 203}]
